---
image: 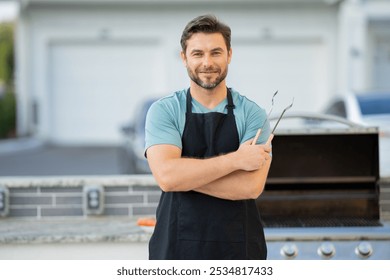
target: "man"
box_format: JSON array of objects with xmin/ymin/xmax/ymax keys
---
[{"xmin": 145, "ymin": 14, "xmax": 273, "ymax": 260}]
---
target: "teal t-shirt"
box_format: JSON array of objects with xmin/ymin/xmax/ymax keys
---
[{"xmin": 145, "ymin": 88, "xmax": 271, "ymax": 153}]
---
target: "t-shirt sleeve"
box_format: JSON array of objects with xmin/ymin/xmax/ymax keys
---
[
  {"xmin": 144, "ymin": 100, "xmax": 182, "ymax": 156},
  {"xmin": 241, "ymin": 104, "xmax": 271, "ymax": 145}
]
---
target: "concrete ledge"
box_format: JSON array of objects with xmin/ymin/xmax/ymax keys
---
[
  {"xmin": 0, "ymin": 217, "xmax": 151, "ymax": 245},
  {"xmin": 0, "ymin": 216, "xmax": 151, "ymax": 260},
  {"xmin": 0, "ymin": 174, "xmax": 157, "ymax": 188}
]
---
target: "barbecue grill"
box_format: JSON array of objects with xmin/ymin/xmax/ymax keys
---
[{"xmin": 258, "ymin": 114, "xmax": 390, "ymax": 259}]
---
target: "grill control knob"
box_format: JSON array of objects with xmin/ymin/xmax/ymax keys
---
[
  {"xmin": 355, "ymin": 242, "xmax": 373, "ymax": 258},
  {"xmin": 281, "ymin": 244, "xmax": 298, "ymax": 259},
  {"xmin": 318, "ymin": 242, "xmax": 335, "ymax": 258}
]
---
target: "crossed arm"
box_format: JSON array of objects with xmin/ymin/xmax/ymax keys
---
[{"xmin": 146, "ymin": 135, "xmax": 273, "ymax": 200}]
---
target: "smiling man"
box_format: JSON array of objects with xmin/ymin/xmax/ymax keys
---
[{"xmin": 145, "ymin": 14, "xmax": 273, "ymax": 260}]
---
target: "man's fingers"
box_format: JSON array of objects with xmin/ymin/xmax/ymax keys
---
[
  {"xmin": 266, "ymin": 134, "xmax": 274, "ymax": 146},
  {"xmin": 251, "ymin": 129, "xmax": 261, "ymax": 145},
  {"xmin": 242, "ymin": 139, "xmax": 253, "ymax": 145},
  {"xmin": 250, "ymin": 130, "xmax": 273, "ymax": 146}
]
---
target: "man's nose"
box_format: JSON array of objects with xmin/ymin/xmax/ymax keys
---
[{"xmin": 202, "ymin": 54, "xmax": 212, "ymax": 67}]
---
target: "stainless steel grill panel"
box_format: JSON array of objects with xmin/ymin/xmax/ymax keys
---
[
  {"xmin": 257, "ymin": 128, "xmax": 390, "ymax": 259},
  {"xmin": 262, "ymin": 217, "xmax": 382, "ymax": 228}
]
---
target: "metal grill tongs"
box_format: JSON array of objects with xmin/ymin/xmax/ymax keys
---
[
  {"xmin": 252, "ymin": 95, "xmax": 294, "ymax": 145},
  {"xmin": 251, "ymin": 91, "xmax": 278, "ymax": 145},
  {"xmin": 270, "ymin": 97, "xmax": 294, "ymax": 134}
]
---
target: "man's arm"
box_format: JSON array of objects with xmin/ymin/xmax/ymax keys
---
[
  {"xmin": 146, "ymin": 136, "xmax": 272, "ymax": 200},
  {"xmin": 194, "ymin": 159, "xmax": 271, "ymax": 200}
]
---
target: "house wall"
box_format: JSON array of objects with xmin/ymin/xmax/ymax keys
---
[
  {"xmin": 16, "ymin": 1, "xmax": 340, "ymax": 144},
  {"xmin": 338, "ymin": 0, "xmax": 390, "ymax": 94}
]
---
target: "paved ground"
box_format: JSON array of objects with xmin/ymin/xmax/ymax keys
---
[
  {"xmin": 0, "ymin": 136, "xmax": 389, "ymax": 177},
  {"xmin": 0, "ymin": 138, "xmax": 128, "ymax": 176}
]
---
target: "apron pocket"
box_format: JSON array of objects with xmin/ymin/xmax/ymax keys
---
[{"xmin": 178, "ymin": 191, "xmax": 245, "ymax": 242}]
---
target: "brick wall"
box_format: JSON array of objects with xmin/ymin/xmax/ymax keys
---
[
  {"xmin": 2, "ymin": 175, "xmax": 390, "ymax": 222},
  {"xmin": 380, "ymin": 178, "xmax": 390, "ymax": 221},
  {"xmin": 0, "ymin": 175, "xmax": 160, "ymax": 219}
]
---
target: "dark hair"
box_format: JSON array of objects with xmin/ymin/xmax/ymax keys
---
[{"xmin": 180, "ymin": 14, "xmax": 231, "ymax": 53}]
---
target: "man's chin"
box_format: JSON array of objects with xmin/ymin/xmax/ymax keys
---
[
  {"xmin": 199, "ymin": 82, "xmax": 218, "ymax": 90},
  {"xmin": 199, "ymin": 78, "xmax": 221, "ymax": 89}
]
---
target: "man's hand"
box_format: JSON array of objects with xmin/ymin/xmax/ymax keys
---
[
  {"xmin": 195, "ymin": 133, "xmax": 274, "ymax": 200},
  {"xmin": 234, "ymin": 135, "xmax": 273, "ymax": 172}
]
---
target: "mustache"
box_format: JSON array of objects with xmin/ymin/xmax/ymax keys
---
[{"xmin": 198, "ymin": 67, "xmax": 219, "ymax": 73}]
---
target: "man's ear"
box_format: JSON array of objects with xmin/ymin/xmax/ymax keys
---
[
  {"xmin": 228, "ymin": 48, "xmax": 232, "ymax": 64},
  {"xmin": 180, "ymin": 51, "xmax": 187, "ymax": 67}
]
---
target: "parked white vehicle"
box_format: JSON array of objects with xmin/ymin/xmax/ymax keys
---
[
  {"xmin": 119, "ymin": 98, "xmax": 157, "ymax": 174},
  {"xmin": 324, "ymin": 92, "xmax": 390, "ymax": 137}
]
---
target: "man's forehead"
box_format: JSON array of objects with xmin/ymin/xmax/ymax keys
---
[{"xmin": 186, "ymin": 32, "xmax": 227, "ymax": 51}]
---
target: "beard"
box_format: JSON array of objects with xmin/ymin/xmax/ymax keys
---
[{"xmin": 187, "ymin": 65, "xmax": 228, "ymax": 90}]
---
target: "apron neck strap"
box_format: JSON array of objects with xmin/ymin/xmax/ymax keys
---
[
  {"xmin": 225, "ymin": 88, "xmax": 235, "ymax": 115},
  {"xmin": 186, "ymin": 88, "xmax": 235, "ymax": 114}
]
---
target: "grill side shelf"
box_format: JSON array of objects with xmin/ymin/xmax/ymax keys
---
[{"xmin": 267, "ymin": 176, "xmax": 377, "ymax": 185}]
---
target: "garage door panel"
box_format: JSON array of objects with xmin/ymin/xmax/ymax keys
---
[
  {"xmin": 227, "ymin": 40, "xmax": 329, "ymax": 114},
  {"xmin": 49, "ymin": 42, "xmax": 163, "ymax": 144}
]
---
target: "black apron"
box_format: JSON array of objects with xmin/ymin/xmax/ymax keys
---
[{"xmin": 149, "ymin": 88, "xmax": 267, "ymax": 260}]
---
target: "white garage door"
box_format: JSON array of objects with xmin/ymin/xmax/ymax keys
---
[
  {"xmin": 48, "ymin": 38, "xmax": 329, "ymax": 144},
  {"xmin": 49, "ymin": 41, "xmax": 164, "ymax": 145},
  {"xmin": 228, "ymin": 39, "xmax": 329, "ymax": 114},
  {"xmin": 373, "ymin": 36, "xmax": 390, "ymax": 90}
]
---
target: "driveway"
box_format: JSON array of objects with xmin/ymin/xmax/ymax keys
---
[
  {"xmin": 1, "ymin": 136, "xmax": 389, "ymax": 177},
  {"xmin": 0, "ymin": 138, "xmax": 128, "ymax": 176}
]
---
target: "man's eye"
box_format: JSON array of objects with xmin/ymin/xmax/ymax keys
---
[{"xmin": 193, "ymin": 53, "xmax": 202, "ymax": 57}]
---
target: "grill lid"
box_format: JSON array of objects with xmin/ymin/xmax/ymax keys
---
[
  {"xmin": 258, "ymin": 127, "xmax": 380, "ymax": 227},
  {"xmin": 268, "ymin": 128, "xmax": 379, "ymax": 182}
]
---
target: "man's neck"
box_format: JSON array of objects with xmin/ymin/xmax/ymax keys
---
[{"xmin": 189, "ymin": 82, "xmax": 227, "ymax": 109}]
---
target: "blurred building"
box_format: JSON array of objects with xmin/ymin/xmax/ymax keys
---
[{"xmin": 11, "ymin": 0, "xmax": 390, "ymax": 145}]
